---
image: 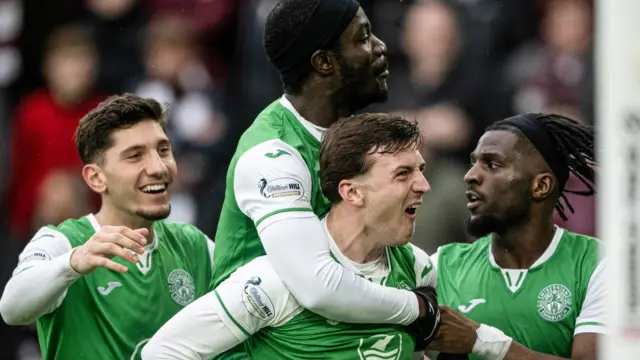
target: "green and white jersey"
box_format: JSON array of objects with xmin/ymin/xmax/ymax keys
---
[
  {"xmin": 211, "ymin": 96, "xmax": 331, "ymax": 289},
  {"xmin": 212, "ymin": 219, "xmax": 436, "ymax": 360},
  {"xmin": 15, "ymin": 214, "xmax": 214, "ymax": 360},
  {"xmin": 431, "ymin": 227, "xmax": 605, "ymax": 359}
]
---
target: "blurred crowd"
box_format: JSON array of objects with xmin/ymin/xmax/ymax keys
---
[{"xmin": 0, "ymin": 0, "xmax": 595, "ymax": 358}]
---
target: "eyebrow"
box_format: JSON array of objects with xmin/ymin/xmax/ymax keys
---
[
  {"xmin": 470, "ymin": 151, "xmax": 506, "ymax": 162},
  {"xmin": 119, "ymin": 139, "xmax": 170, "ymax": 157}
]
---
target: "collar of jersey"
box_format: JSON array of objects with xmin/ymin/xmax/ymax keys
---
[
  {"xmin": 86, "ymin": 213, "xmax": 159, "ymax": 251},
  {"xmin": 279, "ymin": 95, "xmax": 326, "ymax": 143},
  {"xmin": 321, "ymin": 216, "xmax": 391, "ymax": 277},
  {"xmin": 488, "ymin": 226, "xmax": 564, "ymax": 270}
]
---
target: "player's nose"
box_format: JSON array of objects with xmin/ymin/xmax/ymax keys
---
[{"xmin": 414, "ymin": 172, "xmax": 430, "ymax": 194}]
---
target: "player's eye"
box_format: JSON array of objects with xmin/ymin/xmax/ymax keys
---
[
  {"xmin": 127, "ymin": 153, "xmax": 141, "ymax": 160},
  {"xmin": 485, "ymin": 162, "xmax": 498, "ymax": 170}
]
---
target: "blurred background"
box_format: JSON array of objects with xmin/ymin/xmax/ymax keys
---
[{"xmin": 0, "ymin": 0, "xmax": 595, "ymax": 358}]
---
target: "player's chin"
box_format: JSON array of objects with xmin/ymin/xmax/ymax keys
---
[{"xmin": 136, "ymin": 204, "xmax": 171, "ymax": 221}]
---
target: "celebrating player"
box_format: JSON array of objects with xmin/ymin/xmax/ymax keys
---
[
  {"xmin": 143, "ymin": 113, "xmax": 437, "ymax": 360},
  {"xmin": 0, "ymin": 94, "xmax": 215, "ymax": 360},
  {"xmin": 426, "ymin": 114, "xmax": 603, "ymax": 360},
  {"xmin": 211, "ymin": 0, "xmax": 439, "ymax": 356}
]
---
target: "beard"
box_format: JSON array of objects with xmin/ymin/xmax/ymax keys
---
[
  {"xmin": 335, "ymin": 55, "xmax": 388, "ymax": 114},
  {"xmin": 136, "ymin": 204, "xmax": 171, "ymax": 221},
  {"xmin": 466, "ymin": 214, "xmax": 505, "ymax": 238}
]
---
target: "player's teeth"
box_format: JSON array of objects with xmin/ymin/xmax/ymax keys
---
[{"xmin": 141, "ymin": 184, "xmax": 166, "ymax": 193}]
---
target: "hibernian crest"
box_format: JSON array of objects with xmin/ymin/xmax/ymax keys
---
[
  {"xmin": 168, "ymin": 269, "xmax": 196, "ymax": 306},
  {"xmin": 537, "ymin": 284, "xmax": 572, "ymax": 322}
]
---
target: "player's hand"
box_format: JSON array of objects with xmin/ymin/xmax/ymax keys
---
[
  {"xmin": 412, "ymin": 286, "xmax": 441, "ymax": 350},
  {"xmin": 69, "ymin": 226, "xmax": 148, "ymax": 274},
  {"xmin": 427, "ymin": 305, "xmax": 479, "ymax": 355}
]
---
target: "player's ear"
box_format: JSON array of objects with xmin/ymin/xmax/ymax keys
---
[
  {"xmin": 310, "ymin": 50, "xmax": 334, "ymax": 76},
  {"xmin": 337, "ymin": 179, "xmax": 364, "ymax": 206},
  {"xmin": 531, "ymin": 172, "xmax": 554, "ymax": 201},
  {"xmin": 82, "ymin": 163, "xmax": 107, "ymax": 194}
]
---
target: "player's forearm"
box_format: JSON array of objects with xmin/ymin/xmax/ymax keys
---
[
  {"xmin": 0, "ymin": 250, "xmax": 80, "ymax": 325},
  {"xmin": 503, "ymin": 342, "xmax": 569, "ymax": 360},
  {"xmin": 142, "ymin": 291, "xmax": 246, "ymax": 360},
  {"xmin": 260, "ymin": 215, "xmax": 419, "ymax": 325}
]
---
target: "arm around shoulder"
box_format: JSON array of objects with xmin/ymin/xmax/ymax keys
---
[{"xmin": 234, "ymin": 140, "xmax": 420, "ymax": 325}]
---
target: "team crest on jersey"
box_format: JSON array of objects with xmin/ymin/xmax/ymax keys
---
[
  {"xmin": 242, "ymin": 276, "xmax": 275, "ymax": 320},
  {"xmin": 257, "ymin": 177, "xmax": 304, "ymax": 201},
  {"xmin": 168, "ymin": 269, "xmax": 196, "ymax": 306},
  {"xmin": 537, "ymin": 284, "xmax": 572, "ymax": 322},
  {"xmin": 357, "ymin": 334, "xmax": 403, "ymax": 360}
]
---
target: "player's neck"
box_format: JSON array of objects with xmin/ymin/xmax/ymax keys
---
[
  {"xmin": 94, "ymin": 208, "xmax": 155, "ymax": 239},
  {"xmin": 326, "ymin": 209, "xmax": 385, "ymax": 264},
  {"xmin": 285, "ymin": 92, "xmax": 350, "ymax": 128},
  {"xmin": 491, "ymin": 216, "xmax": 556, "ymax": 269}
]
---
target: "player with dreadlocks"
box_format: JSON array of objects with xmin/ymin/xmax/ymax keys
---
[{"xmin": 422, "ymin": 113, "xmax": 604, "ymax": 360}]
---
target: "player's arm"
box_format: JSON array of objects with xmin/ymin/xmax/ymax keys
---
[
  {"xmin": 0, "ymin": 225, "xmax": 146, "ymax": 325},
  {"xmin": 234, "ymin": 140, "xmax": 424, "ymax": 325},
  {"xmin": 0, "ymin": 227, "xmax": 80, "ymax": 325},
  {"xmin": 142, "ymin": 257, "xmax": 300, "ymax": 360}
]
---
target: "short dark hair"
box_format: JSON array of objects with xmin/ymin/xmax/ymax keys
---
[
  {"xmin": 75, "ymin": 93, "xmax": 166, "ymax": 164},
  {"xmin": 487, "ymin": 114, "xmax": 595, "ymax": 220},
  {"xmin": 320, "ymin": 113, "xmax": 423, "ymax": 202},
  {"xmin": 263, "ymin": 0, "xmax": 323, "ymax": 94}
]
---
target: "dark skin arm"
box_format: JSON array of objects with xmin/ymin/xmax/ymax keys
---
[{"xmin": 428, "ymin": 306, "xmax": 598, "ymax": 360}]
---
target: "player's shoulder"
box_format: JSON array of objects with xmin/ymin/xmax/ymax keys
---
[
  {"xmin": 49, "ymin": 216, "xmax": 96, "ymax": 246},
  {"xmin": 560, "ymin": 228, "xmax": 602, "ymax": 249},
  {"xmin": 235, "ymin": 100, "xmax": 295, "ymax": 152},
  {"xmin": 437, "ymin": 238, "xmax": 491, "ymax": 266}
]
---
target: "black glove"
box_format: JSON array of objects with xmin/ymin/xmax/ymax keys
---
[{"xmin": 411, "ymin": 286, "xmax": 441, "ymax": 350}]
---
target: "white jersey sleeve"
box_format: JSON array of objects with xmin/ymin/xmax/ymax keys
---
[
  {"xmin": 142, "ymin": 256, "xmax": 302, "ymax": 360},
  {"xmin": 428, "ymin": 248, "xmax": 441, "ymax": 289},
  {"xmin": 0, "ymin": 227, "xmax": 81, "ymax": 325},
  {"xmin": 574, "ymin": 259, "xmax": 606, "ymax": 335},
  {"xmin": 234, "ymin": 139, "xmax": 313, "ymax": 231},
  {"xmin": 205, "ymin": 236, "xmax": 215, "ymax": 273},
  {"xmin": 233, "ymin": 139, "xmax": 420, "ymax": 325},
  {"xmin": 213, "ymin": 256, "xmax": 304, "ymax": 338},
  {"xmin": 411, "ymin": 244, "xmax": 436, "ymax": 288}
]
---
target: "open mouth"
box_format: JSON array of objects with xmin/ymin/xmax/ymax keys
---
[
  {"xmin": 465, "ymin": 191, "xmax": 483, "ymax": 210},
  {"xmin": 140, "ymin": 183, "xmax": 168, "ymax": 195},
  {"xmin": 405, "ymin": 205, "xmax": 418, "ymax": 216}
]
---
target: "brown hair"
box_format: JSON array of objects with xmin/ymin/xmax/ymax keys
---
[
  {"xmin": 75, "ymin": 93, "xmax": 166, "ymax": 164},
  {"xmin": 320, "ymin": 113, "xmax": 423, "ymax": 202}
]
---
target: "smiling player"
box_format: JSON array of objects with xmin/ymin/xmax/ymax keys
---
[{"xmin": 0, "ymin": 94, "xmax": 215, "ymax": 360}]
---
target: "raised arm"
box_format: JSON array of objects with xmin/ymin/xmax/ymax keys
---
[{"xmin": 234, "ymin": 140, "xmax": 420, "ymax": 325}]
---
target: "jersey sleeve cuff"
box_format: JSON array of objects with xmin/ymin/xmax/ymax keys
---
[
  {"xmin": 60, "ymin": 249, "xmax": 83, "ymax": 281},
  {"xmin": 212, "ymin": 290, "xmax": 253, "ymax": 341},
  {"xmin": 574, "ymin": 322, "xmax": 606, "ymax": 335},
  {"xmin": 255, "ymin": 208, "xmax": 315, "ymax": 233}
]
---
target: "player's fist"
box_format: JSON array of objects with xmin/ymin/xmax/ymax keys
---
[
  {"xmin": 413, "ymin": 286, "xmax": 441, "ymax": 350},
  {"xmin": 69, "ymin": 225, "xmax": 148, "ymax": 274}
]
